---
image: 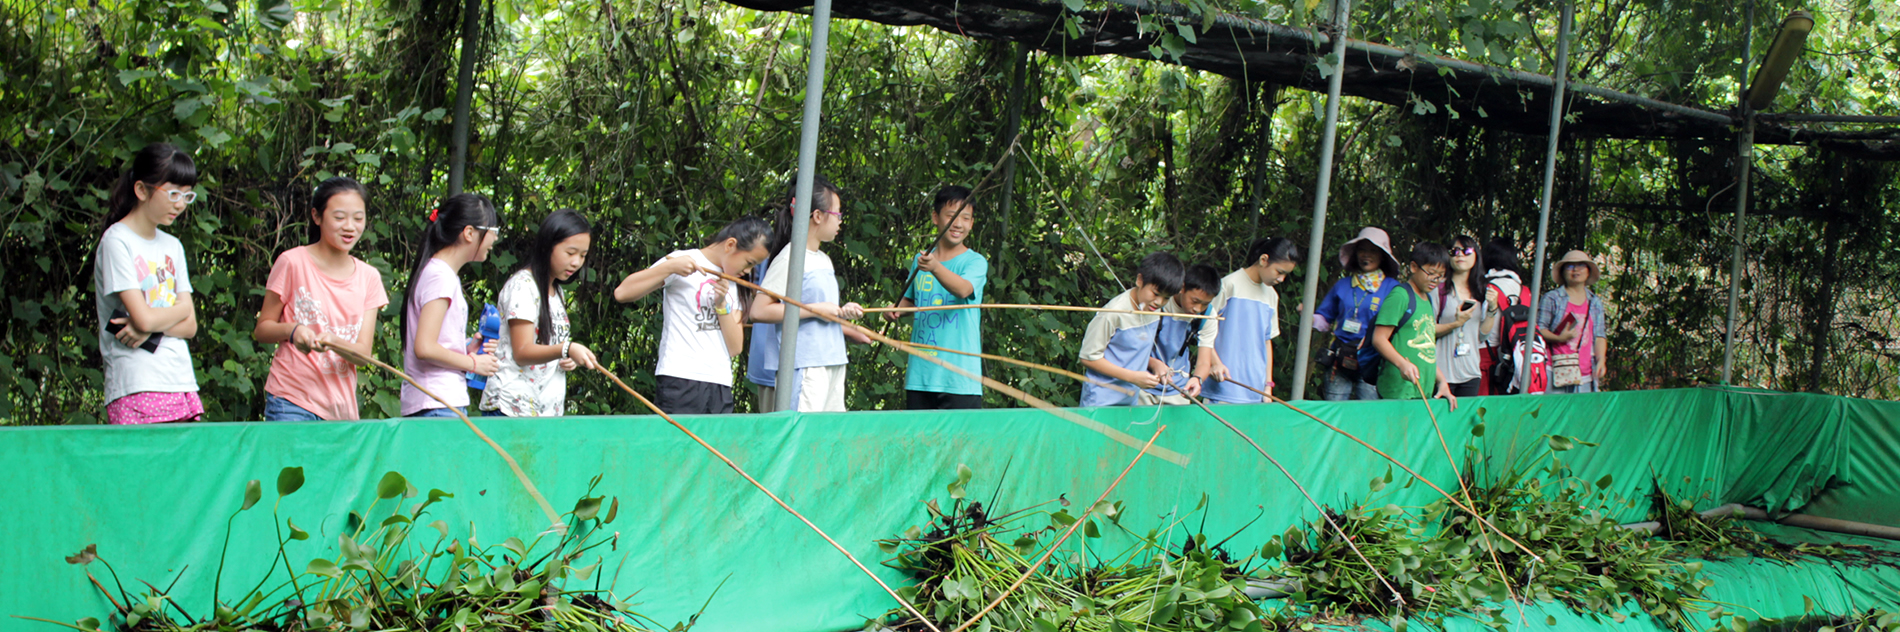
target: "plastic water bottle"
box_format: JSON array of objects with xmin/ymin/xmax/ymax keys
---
[{"xmin": 466, "ymin": 304, "xmax": 500, "ymax": 390}]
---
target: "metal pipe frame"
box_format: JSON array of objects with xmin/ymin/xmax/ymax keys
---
[
  {"xmin": 1722, "ymin": 1, "xmax": 1755, "ymax": 384},
  {"xmin": 1287, "ymin": 0, "xmax": 1351, "ymax": 401},
  {"xmin": 1520, "ymin": 0, "xmax": 1573, "ymax": 392},
  {"xmin": 775, "ymin": 0, "xmax": 836, "ymax": 411}
]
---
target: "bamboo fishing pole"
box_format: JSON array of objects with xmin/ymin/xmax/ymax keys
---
[
  {"xmin": 1165, "ymin": 385, "xmax": 1405, "ymax": 609},
  {"xmin": 1216, "ymin": 378, "xmax": 1544, "ymax": 562},
  {"xmin": 1412, "ymin": 379, "xmax": 1530, "ymax": 626},
  {"xmin": 863, "ymin": 303, "xmax": 1221, "ymax": 321},
  {"xmin": 904, "ymin": 341, "xmax": 1135, "ymax": 397},
  {"xmin": 703, "ymin": 267, "xmax": 1191, "ymax": 466},
  {"xmin": 590, "ymin": 366, "xmax": 942, "ymax": 632},
  {"xmin": 946, "ymin": 426, "xmax": 1166, "ymax": 632},
  {"xmin": 324, "ymin": 345, "xmax": 566, "ymax": 533}
]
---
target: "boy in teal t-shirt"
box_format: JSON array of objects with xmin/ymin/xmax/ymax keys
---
[
  {"xmin": 887, "ymin": 186, "xmax": 989, "ymax": 409},
  {"xmin": 1371, "ymin": 242, "xmax": 1458, "ymax": 408}
]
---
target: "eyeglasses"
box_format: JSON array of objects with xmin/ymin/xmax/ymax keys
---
[
  {"xmin": 144, "ymin": 183, "xmax": 197, "ymax": 204},
  {"xmin": 816, "ymin": 207, "xmax": 842, "ymax": 217},
  {"xmin": 1450, "ymin": 247, "xmax": 1476, "ymax": 256}
]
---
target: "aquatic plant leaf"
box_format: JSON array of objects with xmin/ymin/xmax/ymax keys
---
[
  {"xmin": 306, "ymin": 559, "xmax": 340, "ymax": 578},
  {"xmin": 376, "ymin": 472, "xmax": 407, "ymax": 499},
  {"xmin": 1548, "ymin": 435, "xmax": 1575, "ymax": 452},
  {"xmin": 287, "ymin": 518, "xmax": 308, "ymax": 541},
  {"xmin": 242, "ymin": 480, "xmax": 262, "ymax": 511},
  {"xmin": 277, "ymin": 467, "xmax": 304, "ymax": 497}
]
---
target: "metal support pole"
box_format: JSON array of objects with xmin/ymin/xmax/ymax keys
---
[
  {"xmin": 1722, "ymin": 2, "xmax": 1756, "ymax": 385},
  {"xmin": 996, "ymin": 43, "xmax": 1029, "ymax": 267},
  {"xmin": 1288, "ymin": 0, "xmax": 1351, "ymax": 401},
  {"xmin": 1521, "ymin": 0, "xmax": 1573, "ymax": 391},
  {"xmin": 445, "ymin": 0, "xmax": 483, "ymax": 195},
  {"xmin": 775, "ymin": 0, "xmax": 834, "ymax": 411}
]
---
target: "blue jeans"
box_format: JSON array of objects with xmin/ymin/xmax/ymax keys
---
[
  {"xmin": 406, "ymin": 406, "xmax": 466, "ymax": 418},
  {"xmin": 262, "ymin": 394, "xmax": 323, "ymax": 421},
  {"xmin": 1321, "ymin": 371, "xmax": 1380, "ymax": 401}
]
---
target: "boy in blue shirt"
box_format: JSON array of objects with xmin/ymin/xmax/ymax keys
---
[
  {"xmin": 887, "ymin": 186, "xmax": 990, "ymax": 409},
  {"xmin": 1313, "ymin": 227, "xmax": 1402, "ymax": 401},
  {"xmin": 1149, "ymin": 264, "xmax": 1219, "ymax": 404},
  {"xmin": 1079, "ymin": 253, "xmax": 1184, "ymax": 407},
  {"xmin": 1196, "ymin": 237, "xmax": 1302, "ymax": 404}
]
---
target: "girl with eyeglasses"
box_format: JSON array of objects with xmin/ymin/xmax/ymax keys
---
[
  {"xmin": 399, "ymin": 193, "xmax": 502, "ymax": 418},
  {"xmin": 93, "ymin": 142, "xmax": 203, "ymax": 424},
  {"xmin": 253, "ymin": 176, "xmax": 389, "ymax": 421},
  {"xmin": 1430, "ymin": 235, "xmax": 1486, "ymax": 397},
  {"xmin": 747, "ymin": 175, "xmax": 866, "ymax": 412}
]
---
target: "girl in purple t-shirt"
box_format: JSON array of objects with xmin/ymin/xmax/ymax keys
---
[{"xmin": 399, "ymin": 194, "xmax": 501, "ymax": 417}]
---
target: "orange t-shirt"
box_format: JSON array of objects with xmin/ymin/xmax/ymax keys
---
[{"xmin": 262, "ymin": 246, "xmax": 388, "ymax": 420}]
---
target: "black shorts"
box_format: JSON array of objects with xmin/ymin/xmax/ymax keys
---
[
  {"xmin": 906, "ymin": 390, "xmax": 983, "ymax": 410},
  {"xmin": 657, "ymin": 375, "xmax": 734, "ymax": 415}
]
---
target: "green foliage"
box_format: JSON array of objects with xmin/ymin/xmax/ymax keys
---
[{"xmin": 49, "ymin": 467, "xmax": 697, "ymax": 631}]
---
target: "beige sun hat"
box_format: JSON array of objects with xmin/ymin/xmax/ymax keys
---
[
  {"xmin": 1552, "ymin": 250, "xmax": 1600, "ymax": 285},
  {"xmin": 1337, "ymin": 227, "xmax": 1401, "ymax": 277}
]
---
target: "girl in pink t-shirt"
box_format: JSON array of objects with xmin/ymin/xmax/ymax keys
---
[
  {"xmin": 255, "ymin": 177, "xmax": 389, "ymax": 421},
  {"xmin": 400, "ymin": 193, "xmax": 501, "ymax": 417}
]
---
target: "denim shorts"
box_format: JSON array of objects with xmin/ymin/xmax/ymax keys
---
[
  {"xmin": 406, "ymin": 406, "xmax": 466, "ymax": 418},
  {"xmin": 262, "ymin": 393, "xmax": 324, "ymax": 422}
]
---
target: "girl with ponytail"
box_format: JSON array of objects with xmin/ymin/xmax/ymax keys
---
[
  {"xmin": 94, "ymin": 142, "xmax": 204, "ymax": 424},
  {"xmin": 253, "ymin": 176, "xmax": 388, "ymax": 421},
  {"xmin": 615, "ymin": 215, "xmax": 773, "ymax": 414},
  {"xmin": 746, "ymin": 175, "xmax": 866, "ymax": 412},
  {"xmin": 400, "ymin": 193, "xmax": 501, "ymax": 417}
]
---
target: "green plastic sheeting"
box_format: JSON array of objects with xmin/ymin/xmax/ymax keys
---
[{"xmin": 0, "ymin": 387, "xmax": 1894, "ymax": 631}]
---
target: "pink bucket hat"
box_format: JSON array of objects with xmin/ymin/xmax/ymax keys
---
[{"xmin": 1338, "ymin": 227, "xmax": 1401, "ymax": 277}]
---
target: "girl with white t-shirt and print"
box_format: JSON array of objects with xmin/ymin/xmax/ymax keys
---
[
  {"xmin": 747, "ymin": 175, "xmax": 866, "ymax": 412},
  {"xmin": 480, "ymin": 210, "xmax": 599, "ymax": 417},
  {"xmin": 94, "ymin": 142, "xmax": 203, "ymax": 425},
  {"xmin": 253, "ymin": 176, "xmax": 389, "ymax": 421},
  {"xmin": 614, "ymin": 216, "xmax": 772, "ymax": 414},
  {"xmin": 400, "ymin": 193, "xmax": 501, "ymax": 417}
]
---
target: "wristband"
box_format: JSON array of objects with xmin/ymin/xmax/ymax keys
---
[
  {"xmin": 289, "ymin": 324, "xmax": 302, "ymax": 343},
  {"xmin": 562, "ymin": 341, "xmax": 572, "ymax": 360}
]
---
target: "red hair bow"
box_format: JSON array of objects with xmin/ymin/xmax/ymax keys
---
[{"xmin": 428, "ymin": 207, "xmax": 440, "ymax": 222}]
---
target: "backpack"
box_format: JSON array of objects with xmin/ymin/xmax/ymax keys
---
[
  {"xmin": 1486, "ymin": 280, "xmax": 1533, "ymax": 393},
  {"xmin": 1356, "ymin": 285, "xmax": 1418, "ymax": 384}
]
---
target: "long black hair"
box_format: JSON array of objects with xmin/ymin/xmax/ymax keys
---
[
  {"xmin": 766, "ymin": 174, "xmax": 842, "ymax": 256},
  {"xmin": 104, "ymin": 143, "xmax": 197, "ymax": 229},
  {"xmin": 307, "ymin": 176, "xmax": 368, "ymax": 244},
  {"xmin": 1448, "ymin": 234, "xmax": 1485, "ymax": 300},
  {"xmin": 400, "ymin": 193, "xmax": 499, "ymax": 354},
  {"xmin": 710, "ymin": 216, "xmax": 772, "ymax": 307},
  {"xmin": 1481, "ymin": 237, "xmax": 1524, "ymax": 278},
  {"xmin": 523, "ymin": 209, "xmax": 592, "ymax": 345}
]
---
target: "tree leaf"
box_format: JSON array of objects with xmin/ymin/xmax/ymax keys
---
[
  {"xmin": 277, "ymin": 467, "xmax": 304, "ymax": 497},
  {"xmin": 1061, "ymin": 0, "xmax": 1084, "ymax": 12}
]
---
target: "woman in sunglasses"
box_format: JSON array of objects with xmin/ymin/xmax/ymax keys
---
[
  {"xmin": 1430, "ymin": 235, "xmax": 1487, "ymax": 397},
  {"xmin": 94, "ymin": 142, "xmax": 204, "ymax": 424}
]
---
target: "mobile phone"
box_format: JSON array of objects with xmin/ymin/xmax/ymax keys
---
[
  {"xmin": 1461, "ymin": 299, "xmax": 1478, "ymax": 311},
  {"xmin": 106, "ymin": 308, "xmax": 165, "ymax": 353}
]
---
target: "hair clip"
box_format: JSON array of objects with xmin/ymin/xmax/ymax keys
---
[{"xmin": 429, "ymin": 207, "xmax": 440, "ymax": 222}]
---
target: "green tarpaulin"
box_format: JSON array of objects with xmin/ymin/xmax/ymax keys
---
[{"xmin": 1, "ymin": 387, "xmax": 1895, "ymax": 630}]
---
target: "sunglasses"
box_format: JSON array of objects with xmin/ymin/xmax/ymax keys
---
[
  {"xmin": 143, "ymin": 183, "xmax": 197, "ymax": 204},
  {"xmin": 1450, "ymin": 247, "xmax": 1476, "ymax": 256},
  {"xmin": 475, "ymin": 225, "xmax": 502, "ymax": 238}
]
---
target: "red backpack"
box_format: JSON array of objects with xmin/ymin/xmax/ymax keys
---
[{"xmin": 1487, "ymin": 279, "xmax": 1534, "ymax": 393}]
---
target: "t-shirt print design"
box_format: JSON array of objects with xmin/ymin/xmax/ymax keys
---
[
  {"xmin": 136, "ymin": 254, "xmax": 180, "ymax": 308},
  {"xmin": 290, "ymin": 285, "xmax": 366, "ymax": 375},
  {"xmin": 691, "ymin": 278, "xmax": 727, "ymax": 332}
]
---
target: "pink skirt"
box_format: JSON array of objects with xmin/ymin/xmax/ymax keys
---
[{"xmin": 106, "ymin": 391, "xmax": 205, "ymax": 425}]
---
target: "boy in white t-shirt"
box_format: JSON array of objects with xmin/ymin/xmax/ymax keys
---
[{"xmin": 615, "ymin": 217, "xmax": 773, "ymax": 414}]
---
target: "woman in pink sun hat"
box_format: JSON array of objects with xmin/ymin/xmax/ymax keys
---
[
  {"xmin": 1537, "ymin": 250, "xmax": 1609, "ymax": 394},
  {"xmin": 1312, "ymin": 227, "xmax": 1404, "ymax": 401}
]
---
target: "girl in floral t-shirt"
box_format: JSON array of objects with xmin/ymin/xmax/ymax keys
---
[{"xmin": 480, "ymin": 210, "xmax": 599, "ymax": 417}]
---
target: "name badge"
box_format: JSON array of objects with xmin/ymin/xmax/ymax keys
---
[
  {"xmin": 1455, "ymin": 343, "xmax": 1473, "ymax": 357},
  {"xmin": 1342, "ymin": 319, "xmax": 1364, "ymax": 335}
]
